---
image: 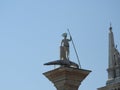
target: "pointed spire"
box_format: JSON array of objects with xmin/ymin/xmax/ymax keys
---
[
  {"xmin": 107, "ymin": 25, "xmax": 120, "ymax": 85},
  {"xmin": 106, "ymin": 25, "xmax": 115, "ymax": 84},
  {"xmin": 108, "ymin": 23, "xmax": 115, "ymax": 68}
]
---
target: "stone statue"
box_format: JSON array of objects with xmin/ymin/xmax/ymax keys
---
[
  {"xmin": 114, "ymin": 47, "xmax": 120, "ymax": 66},
  {"xmin": 44, "ymin": 32, "xmax": 79, "ymax": 69},
  {"xmin": 60, "ymin": 33, "xmax": 72, "ymax": 60}
]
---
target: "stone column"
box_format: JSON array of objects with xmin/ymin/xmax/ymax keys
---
[{"xmin": 43, "ymin": 67, "xmax": 91, "ymax": 90}]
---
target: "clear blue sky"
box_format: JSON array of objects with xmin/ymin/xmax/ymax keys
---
[{"xmin": 0, "ymin": 0, "xmax": 120, "ymax": 90}]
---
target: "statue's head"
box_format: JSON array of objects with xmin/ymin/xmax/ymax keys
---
[{"xmin": 62, "ymin": 33, "xmax": 67, "ymax": 38}]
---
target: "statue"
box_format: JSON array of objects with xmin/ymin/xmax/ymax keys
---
[
  {"xmin": 60, "ymin": 33, "xmax": 72, "ymax": 60},
  {"xmin": 44, "ymin": 31, "xmax": 79, "ymax": 69},
  {"xmin": 114, "ymin": 46, "xmax": 120, "ymax": 66}
]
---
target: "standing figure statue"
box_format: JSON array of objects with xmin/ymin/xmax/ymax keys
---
[{"xmin": 60, "ymin": 33, "xmax": 72, "ymax": 60}]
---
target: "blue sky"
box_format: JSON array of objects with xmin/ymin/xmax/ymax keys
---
[{"xmin": 0, "ymin": 0, "xmax": 120, "ymax": 90}]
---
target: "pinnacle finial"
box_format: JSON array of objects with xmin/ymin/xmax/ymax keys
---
[{"xmin": 109, "ymin": 22, "xmax": 112, "ymax": 31}]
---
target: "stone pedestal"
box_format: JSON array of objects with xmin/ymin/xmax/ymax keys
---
[{"xmin": 43, "ymin": 67, "xmax": 91, "ymax": 90}]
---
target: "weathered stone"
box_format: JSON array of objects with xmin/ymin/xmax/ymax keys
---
[{"xmin": 43, "ymin": 67, "xmax": 91, "ymax": 90}]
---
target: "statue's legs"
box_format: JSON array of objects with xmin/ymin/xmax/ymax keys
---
[
  {"xmin": 60, "ymin": 46, "xmax": 70, "ymax": 60},
  {"xmin": 60, "ymin": 46, "xmax": 66, "ymax": 60},
  {"xmin": 64, "ymin": 47, "xmax": 69, "ymax": 60}
]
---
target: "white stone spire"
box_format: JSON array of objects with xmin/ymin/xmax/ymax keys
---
[
  {"xmin": 109, "ymin": 25, "xmax": 115, "ymax": 68},
  {"xmin": 98, "ymin": 25, "xmax": 120, "ymax": 90},
  {"xmin": 107, "ymin": 25, "xmax": 115, "ymax": 84},
  {"xmin": 107, "ymin": 25, "xmax": 120, "ymax": 85}
]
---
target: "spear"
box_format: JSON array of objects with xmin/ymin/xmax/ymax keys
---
[{"xmin": 67, "ymin": 29, "xmax": 81, "ymax": 68}]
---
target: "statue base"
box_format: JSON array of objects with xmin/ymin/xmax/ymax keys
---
[{"xmin": 43, "ymin": 67, "xmax": 91, "ymax": 90}]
